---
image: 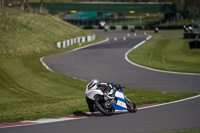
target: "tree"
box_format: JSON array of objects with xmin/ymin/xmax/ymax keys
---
[
  {"xmin": 196, "ymin": 0, "xmax": 200, "ymax": 17},
  {"xmin": 40, "ymin": 0, "xmax": 44, "ymax": 13},
  {"xmin": 24, "ymin": 0, "xmax": 29, "ymax": 11},
  {"xmin": 20, "ymin": 0, "xmax": 29, "ymax": 11},
  {"xmin": 1, "ymin": 0, "xmax": 4, "ymax": 5},
  {"xmin": 20, "ymin": 0, "xmax": 24, "ymax": 11}
]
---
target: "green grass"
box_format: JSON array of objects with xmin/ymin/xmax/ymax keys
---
[
  {"xmin": 0, "ymin": 13, "xmax": 94, "ymax": 122},
  {"xmin": 124, "ymin": 89, "xmax": 196, "ymax": 106},
  {"xmin": 0, "ymin": 14, "xmax": 90, "ymax": 57},
  {"xmin": 128, "ymin": 30, "xmax": 200, "ymax": 73},
  {"xmin": 0, "ymin": 14, "xmax": 198, "ymax": 123}
]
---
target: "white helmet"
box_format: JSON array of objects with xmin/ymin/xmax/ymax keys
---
[
  {"xmin": 87, "ymin": 78, "xmax": 99, "ymax": 90},
  {"xmin": 91, "ymin": 78, "xmax": 100, "ymax": 84}
]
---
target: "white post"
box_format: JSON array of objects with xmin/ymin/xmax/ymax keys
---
[
  {"xmin": 71, "ymin": 39, "xmax": 73, "ymax": 46},
  {"xmin": 87, "ymin": 36, "xmax": 91, "ymax": 42},
  {"xmin": 67, "ymin": 40, "xmax": 70, "ymax": 47},
  {"xmin": 62, "ymin": 41, "xmax": 66, "ymax": 48},
  {"xmin": 57, "ymin": 42, "xmax": 61, "ymax": 48},
  {"xmin": 77, "ymin": 37, "xmax": 80, "ymax": 43},
  {"xmin": 74, "ymin": 38, "xmax": 76, "ymax": 44},
  {"xmin": 82, "ymin": 37, "xmax": 85, "ymax": 43}
]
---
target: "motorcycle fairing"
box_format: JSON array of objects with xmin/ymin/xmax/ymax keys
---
[
  {"xmin": 111, "ymin": 88, "xmax": 127, "ymax": 111},
  {"xmin": 85, "ymin": 89, "xmax": 103, "ymax": 100}
]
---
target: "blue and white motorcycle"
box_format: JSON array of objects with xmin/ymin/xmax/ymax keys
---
[{"xmin": 85, "ymin": 83, "xmax": 137, "ymax": 116}]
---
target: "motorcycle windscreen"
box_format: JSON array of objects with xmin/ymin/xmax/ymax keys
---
[{"xmin": 111, "ymin": 88, "xmax": 127, "ymax": 111}]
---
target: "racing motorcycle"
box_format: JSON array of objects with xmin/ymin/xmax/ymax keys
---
[{"xmin": 85, "ymin": 83, "xmax": 137, "ymax": 116}]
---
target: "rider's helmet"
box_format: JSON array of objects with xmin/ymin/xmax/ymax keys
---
[
  {"xmin": 91, "ymin": 78, "xmax": 100, "ymax": 84},
  {"xmin": 87, "ymin": 79, "xmax": 99, "ymax": 89},
  {"xmin": 87, "ymin": 78, "xmax": 100, "ymax": 90}
]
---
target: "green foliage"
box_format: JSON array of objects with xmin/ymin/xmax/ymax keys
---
[
  {"xmin": 159, "ymin": 19, "xmax": 193, "ymax": 26},
  {"xmin": 182, "ymin": 0, "xmax": 200, "ymax": 19}
]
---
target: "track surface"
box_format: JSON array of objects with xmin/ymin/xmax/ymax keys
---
[
  {"xmin": 43, "ymin": 31, "xmax": 200, "ymax": 93},
  {"xmin": 1, "ymin": 31, "xmax": 200, "ymax": 133}
]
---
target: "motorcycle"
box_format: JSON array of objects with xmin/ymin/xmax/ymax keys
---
[{"xmin": 85, "ymin": 83, "xmax": 137, "ymax": 116}]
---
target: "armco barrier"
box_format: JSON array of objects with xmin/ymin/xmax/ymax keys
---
[{"xmin": 56, "ymin": 34, "xmax": 96, "ymax": 48}]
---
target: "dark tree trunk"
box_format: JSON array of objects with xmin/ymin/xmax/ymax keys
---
[{"xmin": 24, "ymin": 0, "xmax": 29, "ymax": 11}]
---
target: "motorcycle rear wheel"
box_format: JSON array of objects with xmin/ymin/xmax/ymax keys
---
[
  {"xmin": 94, "ymin": 95, "xmax": 114, "ymax": 116},
  {"xmin": 125, "ymin": 97, "xmax": 137, "ymax": 113}
]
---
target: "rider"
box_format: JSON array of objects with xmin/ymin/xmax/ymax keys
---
[{"xmin": 85, "ymin": 78, "xmax": 115, "ymax": 113}]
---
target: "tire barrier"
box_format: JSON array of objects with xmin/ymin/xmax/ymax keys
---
[
  {"xmin": 81, "ymin": 25, "xmax": 136, "ymax": 31},
  {"xmin": 189, "ymin": 40, "xmax": 200, "ymax": 49},
  {"xmin": 56, "ymin": 34, "xmax": 96, "ymax": 48},
  {"xmin": 184, "ymin": 33, "xmax": 200, "ymax": 39}
]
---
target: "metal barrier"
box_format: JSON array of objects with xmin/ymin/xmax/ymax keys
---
[{"xmin": 56, "ymin": 34, "xmax": 96, "ymax": 48}]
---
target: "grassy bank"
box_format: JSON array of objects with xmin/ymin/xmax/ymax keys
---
[
  {"xmin": 0, "ymin": 14, "xmax": 197, "ymax": 123},
  {"xmin": 0, "ymin": 14, "xmax": 91, "ymax": 57},
  {"xmin": 128, "ymin": 30, "xmax": 200, "ymax": 73}
]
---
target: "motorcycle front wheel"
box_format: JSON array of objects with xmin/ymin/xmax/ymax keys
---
[
  {"xmin": 125, "ymin": 97, "xmax": 137, "ymax": 113},
  {"xmin": 94, "ymin": 95, "xmax": 115, "ymax": 116}
]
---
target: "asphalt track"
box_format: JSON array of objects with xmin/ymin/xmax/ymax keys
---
[
  {"xmin": 43, "ymin": 30, "xmax": 200, "ymax": 93},
  {"xmin": 1, "ymin": 31, "xmax": 200, "ymax": 133}
]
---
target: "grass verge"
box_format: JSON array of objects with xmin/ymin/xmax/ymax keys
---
[
  {"xmin": 128, "ymin": 30, "xmax": 200, "ymax": 73},
  {"xmin": 0, "ymin": 14, "xmax": 198, "ymax": 123}
]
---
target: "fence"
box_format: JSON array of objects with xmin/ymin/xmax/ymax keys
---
[
  {"xmin": 0, "ymin": 5, "xmax": 48, "ymax": 16},
  {"xmin": 0, "ymin": 5, "xmax": 23, "ymax": 16}
]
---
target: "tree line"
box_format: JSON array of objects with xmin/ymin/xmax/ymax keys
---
[
  {"xmin": 0, "ymin": 0, "xmax": 44, "ymax": 13},
  {"xmin": 0, "ymin": 0, "xmax": 199, "ymax": 18}
]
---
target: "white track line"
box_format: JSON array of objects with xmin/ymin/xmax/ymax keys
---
[
  {"xmin": 1, "ymin": 94, "xmax": 200, "ymax": 129},
  {"xmin": 138, "ymin": 94, "xmax": 200, "ymax": 110},
  {"xmin": 125, "ymin": 35, "xmax": 200, "ymax": 76},
  {"xmin": 40, "ymin": 57, "xmax": 54, "ymax": 72},
  {"xmin": 22, "ymin": 117, "xmax": 83, "ymax": 124},
  {"xmin": 72, "ymin": 39, "xmax": 107, "ymax": 51}
]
